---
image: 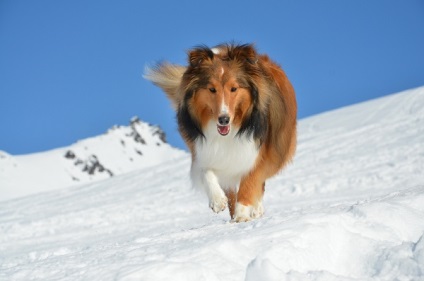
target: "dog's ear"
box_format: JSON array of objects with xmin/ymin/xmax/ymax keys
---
[
  {"xmin": 229, "ymin": 44, "xmax": 258, "ymax": 65},
  {"xmin": 177, "ymin": 90, "xmax": 205, "ymax": 142},
  {"xmin": 188, "ymin": 46, "xmax": 214, "ymax": 67}
]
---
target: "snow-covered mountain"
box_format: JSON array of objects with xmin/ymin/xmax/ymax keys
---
[
  {"xmin": 0, "ymin": 117, "xmax": 186, "ymax": 201},
  {"xmin": 1, "ymin": 86, "xmax": 424, "ymax": 281}
]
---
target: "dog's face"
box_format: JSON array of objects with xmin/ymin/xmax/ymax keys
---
[
  {"xmin": 192, "ymin": 65, "xmax": 253, "ymax": 136},
  {"xmin": 181, "ymin": 45, "xmax": 260, "ymax": 139}
]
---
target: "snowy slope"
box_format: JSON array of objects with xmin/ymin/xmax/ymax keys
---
[
  {"xmin": 0, "ymin": 117, "xmax": 185, "ymax": 201},
  {"xmin": 1, "ymin": 86, "xmax": 424, "ymax": 281}
]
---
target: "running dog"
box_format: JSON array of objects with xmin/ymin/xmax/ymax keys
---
[{"xmin": 145, "ymin": 43, "xmax": 297, "ymax": 222}]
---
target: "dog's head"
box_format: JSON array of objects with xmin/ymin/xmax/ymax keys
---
[{"xmin": 178, "ymin": 43, "xmax": 267, "ymax": 142}]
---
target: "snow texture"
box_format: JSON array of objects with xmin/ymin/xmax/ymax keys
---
[
  {"xmin": 0, "ymin": 117, "xmax": 185, "ymax": 201},
  {"xmin": 1, "ymin": 86, "xmax": 424, "ymax": 280}
]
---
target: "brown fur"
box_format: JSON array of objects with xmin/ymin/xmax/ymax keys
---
[
  {"xmin": 145, "ymin": 43, "xmax": 297, "ymax": 221},
  {"xmin": 144, "ymin": 63, "xmax": 186, "ymax": 110}
]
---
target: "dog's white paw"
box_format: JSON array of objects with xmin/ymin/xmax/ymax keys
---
[
  {"xmin": 209, "ymin": 191, "xmax": 228, "ymax": 213},
  {"xmin": 252, "ymin": 200, "xmax": 264, "ymax": 219},
  {"xmin": 232, "ymin": 201, "xmax": 264, "ymax": 223}
]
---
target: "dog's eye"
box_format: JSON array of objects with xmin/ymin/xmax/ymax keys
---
[
  {"xmin": 209, "ymin": 88, "xmax": 217, "ymax": 93},
  {"xmin": 230, "ymin": 87, "xmax": 237, "ymax": 92}
]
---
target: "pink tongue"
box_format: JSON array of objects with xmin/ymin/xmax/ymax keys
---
[{"xmin": 217, "ymin": 125, "xmax": 230, "ymax": 136}]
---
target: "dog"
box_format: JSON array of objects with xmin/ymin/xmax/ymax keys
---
[{"xmin": 145, "ymin": 43, "xmax": 297, "ymax": 222}]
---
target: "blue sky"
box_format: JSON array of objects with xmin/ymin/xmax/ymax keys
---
[{"xmin": 1, "ymin": 1, "xmax": 424, "ymax": 155}]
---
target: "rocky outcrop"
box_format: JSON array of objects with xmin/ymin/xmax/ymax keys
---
[
  {"xmin": 62, "ymin": 116, "xmax": 171, "ymax": 182},
  {"xmin": 64, "ymin": 150, "xmax": 113, "ymax": 179}
]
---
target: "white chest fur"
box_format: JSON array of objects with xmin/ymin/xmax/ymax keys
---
[{"xmin": 193, "ymin": 121, "xmax": 259, "ymax": 189}]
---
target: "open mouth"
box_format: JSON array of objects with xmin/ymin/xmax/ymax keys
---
[{"xmin": 217, "ymin": 125, "xmax": 230, "ymax": 136}]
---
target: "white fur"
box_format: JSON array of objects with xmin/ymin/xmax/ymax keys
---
[
  {"xmin": 211, "ymin": 47, "xmax": 220, "ymax": 55},
  {"xmin": 233, "ymin": 201, "xmax": 264, "ymax": 222},
  {"xmin": 220, "ymin": 87, "xmax": 229, "ymax": 115},
  {"xmin": 190, "ymin": 166, "xmax": 227, "ymax": 213},
  {"xmin": 220, "ymin": 102, "xmax": 229, "ymax": 115},
  {"xmin": 191, "ymin": 121, "xmax": 259, "ymax": 212}
]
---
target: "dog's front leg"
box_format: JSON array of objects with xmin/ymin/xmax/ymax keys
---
[
  {"xmin": 191, "ymin": 165, "xmax": 227, "ymax": 213},
  {"xmin": 233, "ymin": 171, "xmax": 265, "ymax": 222}
]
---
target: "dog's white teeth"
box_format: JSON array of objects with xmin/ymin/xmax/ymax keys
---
[{"xmin": 217, "ymin": 125, "xmax": 230, "ymax": 136}]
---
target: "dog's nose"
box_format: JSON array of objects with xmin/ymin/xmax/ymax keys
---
[{"xmin": 218, "ymin": 115, "xmax": 230, "ymax": 126}]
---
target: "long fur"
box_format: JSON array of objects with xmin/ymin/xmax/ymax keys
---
[
  {"xmin": 145, "ymin": 43, "xmax": 297, "ymax": 222},
  {"xmin": 144, "ymin": 63, "xmax": 186, "ymax": 109}
]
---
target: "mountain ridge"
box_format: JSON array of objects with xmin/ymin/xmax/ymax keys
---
[{"xmin": 0, "ymin": 116, "xmax": 186, "ymax": 201}]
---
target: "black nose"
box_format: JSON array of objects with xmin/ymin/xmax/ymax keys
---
[{"xmin": 218, "ymin": 115, "xmax": 230, "ymax": 126}]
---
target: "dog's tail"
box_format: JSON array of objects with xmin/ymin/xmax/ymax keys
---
[{"xmin": 144, "ymin": 63, "xmax": 186, "ymax": 110}]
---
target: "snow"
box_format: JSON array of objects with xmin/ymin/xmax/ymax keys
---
[
  {"xmin": 1, "ymin": 86, "xmax": 424, "ymax": 280},
  {"xmin": 0, "ymin": 117, "xmax": 185, "ymax": 201}
]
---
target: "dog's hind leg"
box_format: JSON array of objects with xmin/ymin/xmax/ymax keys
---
[{"xmin": 225, "ymin": 189, "xmax": 237, "ymax": 219}]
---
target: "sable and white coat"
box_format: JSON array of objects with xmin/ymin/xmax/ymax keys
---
[{"xmin": 145, "ymin": 43, "xmax": 297, "ymax": 222}]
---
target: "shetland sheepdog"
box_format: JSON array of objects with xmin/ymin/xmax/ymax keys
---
[{"xmin": 145, "ymin": 43, "xmax": 297, "ymax": 222}]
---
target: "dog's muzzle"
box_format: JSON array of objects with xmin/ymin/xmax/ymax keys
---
[{"xmin": 217, "ymin": 115, "xmax": 230, "ymax": 136}]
